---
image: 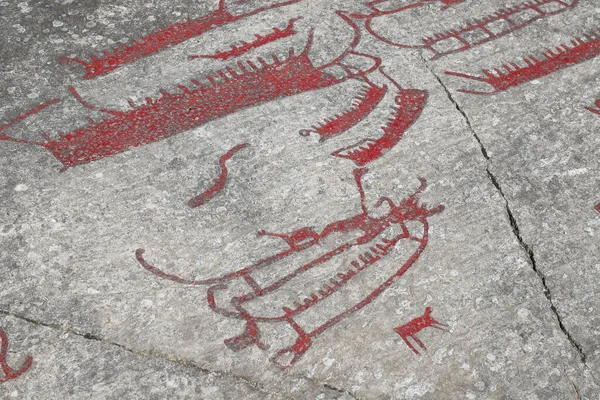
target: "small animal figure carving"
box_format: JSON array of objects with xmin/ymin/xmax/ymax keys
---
[
  {"xmin": 394, "ymin": 307, "xmax": 448, "ymax": 355},
  {"xmin": 0, "ymin": 330, "xmax": 33, "ymax": 384}
]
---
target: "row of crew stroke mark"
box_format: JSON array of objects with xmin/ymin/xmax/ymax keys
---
[{"xmin": 59, "ymin": 0, "xmax": 579, "ymax": 79}]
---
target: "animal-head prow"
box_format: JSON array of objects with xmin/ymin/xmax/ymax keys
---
[
  {"xmin": 390, "ymin": 178, "xmax": 445, "ymax": 221},
  {"xmin": 0, "ymin": 98, "xmax": 61, "ymax": 148},
  {"xmin": 257, "ymin": 227, "xmax": 320, "ymax": 251}
]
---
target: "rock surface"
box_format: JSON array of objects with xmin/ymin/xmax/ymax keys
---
[{"xmin": 0, "ymin": 0, "xmax": 598, "ymax": 398}]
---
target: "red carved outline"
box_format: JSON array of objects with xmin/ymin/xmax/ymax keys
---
[
  {"xmin": 331, "ymin": 69, "xmax": 427, "ymax": 166},
  {"xmin": 299, "ymin": 80, "xmax": 388, "ymax": 142},
  {"xmin": 189, "ymin": 18, "xmax": 300, "ymax": 61},
  {"xmin": 0, "ymin": 330, "xmax": 33, "ymax": 384},
  {"xmin": 59, "ymin": 0, "xmax": 306, "ymax": 79},
  {"xmin": 137, "ymin": 168, "xmax": 444, "ymax": 368},
  {"xmin": 188, "ymin": 143, "xmax": 248, "ymax": 208},
  {"xmin": 445, "ymin": 29, "xmax": 600, "ymax": 95},
  {"xmin": 362, "ymin": 0, "xmax": 577, "ymax": 59},
  {"xmin": 586, "ymin": 98, "xmax": 600, "ymax": 115},
  {"xmin": 5, "ymin": 35, "xmax": 374, "ymax": 170},
  {"xmin": 595, "ymin": 203, "xmax": 600, "ymax": 213},
  {"xmin": 5, "ymin": 13, "xmax": 420, "ymax": 170},
  {"xmin": 394, "ymin": 306, "xmax": 448, "ymax": 354}
]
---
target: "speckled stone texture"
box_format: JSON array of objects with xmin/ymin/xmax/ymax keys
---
[{"xmin": 1, "ymin": 1, "xmax": 599, "ymax": 399}]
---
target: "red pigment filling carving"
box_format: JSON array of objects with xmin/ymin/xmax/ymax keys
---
[
  {"xmin": 595, "ymin": 203, "xmax": 600, "ymax": 213},
  {"xmin": 188, "ymin": 143, "xmax": 248, "ymax": 208},
  {"xmin": 586, "ymin": 98, "xmax": 600, "ymax": 115},
  {"xmin": 5, "ymin": 22, "xmax": 412, "ymax": 170},
  {"xmin": 331, "ymin": 69, "xmax": 427, "ymax": 166},
  {"xmin": 137, "ymin": 168, "xmax": 444, "ymax": 368},
  {"xmin": 445, "ymin": 29, "xmax": 600, "ymax": 95},
  {"xmin": 2, "ymin": 9, "xmax": 426, "ymax": 172},
  {"xmin": 423, "ymin": 0, "xmax": 579, "ymax": 59},
  {"xmin": 363, "ymin": 0, "xmax": 576, "ymax": 59},
  {"xmin": 189, "ymin": 18, "xmax": 300, "ymax": 61},
  {"xmin": 0, "ymin": 330, "xmax": 33, "ymax": 384},
  {"xmin": 394, "ymin": 306, "xmax": 448, "ymax": 355},
  {"xmin": 299, "ymin": 81, "xmax": 388, "ymax": 142},
  {"xmin": 56, "ymin": 0, "xmax": 579, "ymax": 77},
  {"xmin": 2, "ymin": 39, "xmax": 353, "ymax": 170},
  {"xmin": 59, "ymin": 0, "xmax": 303, "ymax": 79}
]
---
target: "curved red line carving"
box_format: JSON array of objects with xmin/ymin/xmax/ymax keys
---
[
  {"xmin": 188, "ymin": 143, "xmax": 248, "ymax": 208},
  {"xmin": 0, "ymin": 99, "xmax": 61, "ymax": 146},
  {"xmin": 0, "ymin": 330, "xmax": 33, "ymax": 384},
  {"xmin": 331, "ymin": 88, "xmax": 428, "ymax": 166},
  {"xmin": 299, "ymin": 82, "xmax": 388, "ymax": 142}
]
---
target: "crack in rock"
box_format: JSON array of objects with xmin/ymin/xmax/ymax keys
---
[
  {"xmin": 0, "ymin": 309, "xmax": 295, "ymax": 398},
  {"xmin": 300, "ymin": 376, "xmax": 361, "ymax": 400},
  {"xmin": 417, "ymin": 54, "xmax": 587, "ymax": 365},
  {"xmin": 569, "ymin": 379, "xmax": 582, "ymax": 400},
  {"xmin": 1, "ymin": 309, "xmax": 366, "ymax": 398},
  {"xmin": 0, "ymin": 309, "xmax": 367, "ymax": 398},
  {"xmin": 321, "ymin": 383, "xmax": 360, "ymax": 399}
]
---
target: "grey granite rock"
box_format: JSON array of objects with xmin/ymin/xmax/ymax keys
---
[{"xmin": 1, "ymin": 0, "xmax": 598, "ymax": 398}]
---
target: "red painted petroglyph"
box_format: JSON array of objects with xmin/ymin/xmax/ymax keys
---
[
  {"xmin": 586, "ymin": 99, "xmax": 600, "ymax": 115},
  {"xmin": 331, "ymin": 68, "xmax": 427, "ymax": 166},
  {"xmin": 0, "ymin": 330, "xmax": 32, "ymax": 384},
  {"xmin": 445, "ymin": 29, "xmax": 600, "ymax": 94},
  {"xmin": 59, "ymin": 0, "xmax": 305, "ymax": 79},
  {"xmin": 188, "ymin": 143, "xmax": 248, "ymax": 208},
  {"xmin": 394, "ymin": 307, "xmax": 448, "ymax": 354},
  {"xmin": 40, "ymin": 0, "xmax": 586, "ymax": 171},
  {"xmin": 137, "ymin": 168, "xmax": 444, "ymax": 368},
  {"xmin": 59, "ymin": 0, "xmax": 577, "ymax": 79},
  {"xmin": 2, "ymin": 35, "xmax": 364, "ymax": 170},
  {"xmin": 362, "ymin": 0, "xmax": 576, "ymax": 59},
  {"xmin": 300, "ymin": 80, "xmax": 387, "ymax": 142},
  {"xmin": 189, "ymin": 18, "xmax": 300, "ymax": 61},
  {"xmin": 595, "ymin": 203, "xmax": 600, "ymax": 213},
  {"xmin": 4, "ymin": 9, "xmax": 429, "ymax": 171},
  {"xmin": 0, "ymin": 1, "xmax": 457, "ymax": 369}
]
